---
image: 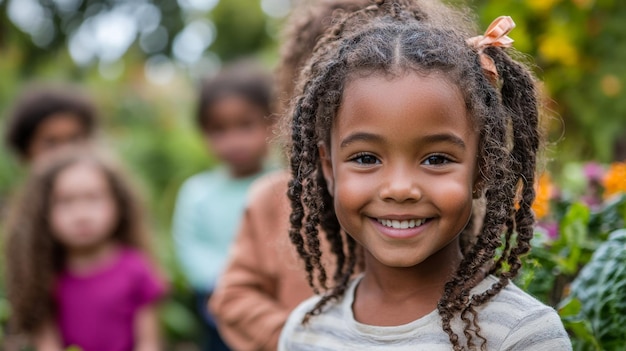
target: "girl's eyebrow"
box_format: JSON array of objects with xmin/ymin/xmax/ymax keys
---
[
  {"xmin": 340, "ymin": 132, "xmax": 466, "ymax": 150},
  {"xmin": 340, "ymin": 132, "xmax": 383, "ymax": 148},
  {"xmin": 421, "ymin": 133, "xmax": 466, "ymax": 150}
]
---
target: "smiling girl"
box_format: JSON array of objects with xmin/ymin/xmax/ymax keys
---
[{"xmin": 278, "ymin": 0, "xmax": 571, "ymax": 350}]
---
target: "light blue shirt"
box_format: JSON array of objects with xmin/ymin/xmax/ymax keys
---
[{"xmin": 172, "ymin": 167, "xmax": 271, "ymax": 291}]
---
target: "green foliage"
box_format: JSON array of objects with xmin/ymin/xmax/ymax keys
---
[
  {"xmin": 558, "ymin": 298, "xmax": 601, "ymax": 351},
  {"xmin": 0, "ymin": 0, "xmax": 186, "ymax": 73},
  {"xmin": 209, "ymin": 0, "xmax": 273, "ymax": 61},
  {"xmin": 568, "ymin": 229, "xmax": 626, "ymax": 350},
  {"xmin": 518, "ymin": 187, "xmax": 626, "ymax": 349},
  {"xmin": 555, "ymin": 202, "xmax": 591, "ymax": 275},
  {"xmin": 589, "ymin": 193, "xmax": 626, "ymax": 236},
  {"xmin": 160, "ymin": 298, "xmax": 202, "ymax": 339},
  {"xmin": 520, "ymin": 194, "xmax": 626, "ymax": 300},
  {"xmin": 473, "ymin": 0, "xmax": 626, "ymax": 162}
]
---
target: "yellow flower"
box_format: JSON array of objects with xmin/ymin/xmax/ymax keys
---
[
  {"xmin": 532, "ymin": 173, "xmax": 554, "ymax": 219},
  {"xmin": 527, "ymin": 0, "xmax": 561, "ymax": 13},
  {"xmin": 538, "ymin": 32, "xmax": 579, "ymax": 66},
  {"xmin": 603, "ymin": 162, "xmax": 626, "ymax": 198}
]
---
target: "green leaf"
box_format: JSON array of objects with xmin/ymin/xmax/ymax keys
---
[
  {"xmin": 558, "ymin": 202, "xmax": 590, "ymax": 274},
  {"xmin": 558, "ymin": 296, "xmax": 582, "ymax": 317},
  {"xmin": 159, "ymin": 299, "xmax": 201, "ymax": 339},
  {"xmin": 558, "ymin": 297, "xmax": 601, "ymax": 350},
  {"xmin": 570, "ymin": 229, "xmax": 626, "ymax": 350}
]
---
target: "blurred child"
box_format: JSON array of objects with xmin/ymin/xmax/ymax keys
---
[
  {"xmin": 4, "ymin": 147, "xmax": 167, "ymax": 351},
  {"xmin": 172, "ymin": 62, "xmax": 274, "ymax": 351},
  {"xmin": 4, "ymin": 86, "xmax": 98, "ymax": 163},
  {"xmin": 279, "ymin": 1, "xmax": 570, "ymax": 350},
  {"xmin": 208, "ymin": 2, "xmax": 369, "ymax": 350}
]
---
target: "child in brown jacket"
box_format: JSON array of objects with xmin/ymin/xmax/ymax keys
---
[{"xmin": 208, "ymin": 1, "xmax": 369, "ymax": 350}]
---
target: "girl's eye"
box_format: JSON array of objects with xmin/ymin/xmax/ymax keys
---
[
  {"xmin": 423, "ymin": 155, "xmax": 451, "ymax": 165},
  {"xmin": 351, "ymin": 154, "xmax": 380, "ymax": 165}
]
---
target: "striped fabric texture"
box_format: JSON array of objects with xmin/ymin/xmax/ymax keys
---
[{"xmin": 279, "ymin": 275, "xmax": 572, "ymax": 351}]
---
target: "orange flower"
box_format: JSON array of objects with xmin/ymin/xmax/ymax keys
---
[
  {"xmin": 603, "ymin": 162, "xmax": 626, "ymax": 198},
  {"xmin": 532, "ymin": 173, "xmax": 554, "ymax": 219}
]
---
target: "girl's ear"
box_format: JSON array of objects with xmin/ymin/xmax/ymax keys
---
[{"xmin": 318, "ymin": 143, "xmax": 334, "ymax": 196}]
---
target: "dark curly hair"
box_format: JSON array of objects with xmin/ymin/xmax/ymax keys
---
[
  {"xmin": 4, "ymin": 86, "xmax": 98, "ymax": 159},
  {"xmin": 196, "ymin": 61, "xmax": 274, "ymax": 132},
  {"xmin": 285, "ymin": 0, "xmax": 540, "ymax": 350}
]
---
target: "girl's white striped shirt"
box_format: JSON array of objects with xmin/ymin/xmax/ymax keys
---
[{"xmin": 278, "ymin": 275, "xmax": 571, "ymax": 351}]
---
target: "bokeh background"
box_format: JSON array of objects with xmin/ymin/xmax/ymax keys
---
[{"xmin": 0, "ymin": 0, "xmax": 625, "ymax": 349}]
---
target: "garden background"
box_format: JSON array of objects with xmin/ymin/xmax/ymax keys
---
[{"xmin": 0, "ymin": 0, "xmax": 625, "ymax": 350}]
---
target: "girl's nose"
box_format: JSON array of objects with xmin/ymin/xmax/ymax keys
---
[{"xmin": 379, "ymin": 165, "xmax": 422, "ymax": 203}]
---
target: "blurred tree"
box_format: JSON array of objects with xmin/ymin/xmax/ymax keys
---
[
  {"xmin": 0, "ymin": 0, "xmax": 274, "ymax": 74},
  {"xmin": 209, "ymin": 0, "xmax": 272, "ymax": 61},
  {"xmin": 0, "ymin": 0, "xmax": 183, "ymax": 75}
]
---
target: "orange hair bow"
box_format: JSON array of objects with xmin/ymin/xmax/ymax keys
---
[{"xmin": 467, "ymin": 16, "xmax": 516, "ymax": 85}]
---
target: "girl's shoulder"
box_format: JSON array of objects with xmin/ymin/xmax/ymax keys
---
[
  {"xmin": 279, "ymin": 277, "xmax": 363, "ymax": 351},
  {"xmin": 282, "ymin": 285, "xmax": 344, "ymax": 329},
  {"xmin": 278, "ymin": 292, "xmax": 343, "ymax": 351},
  {"xmin": 118, "ymin": 247, "xmax": 159, "ymax": 274},
  {"xmin": 119, "ymin": 247, "xmax": 168, "ymax": 301},
  {"xmin": 477, "ymin": 275, "xmax": 555, "ymax": 316},
  {"xmin": 472, "ymin": 275, "xmax": 571, "ymax": 350}
]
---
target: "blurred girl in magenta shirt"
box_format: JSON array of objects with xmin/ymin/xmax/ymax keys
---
[{"xmin": 4, "ymin": 147, "xmax": 167, "ymax": 351}]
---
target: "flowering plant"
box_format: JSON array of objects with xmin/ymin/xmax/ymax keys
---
[{"xmin": 516, "ymin": 161, "xmax": 626, "ymax": 350}]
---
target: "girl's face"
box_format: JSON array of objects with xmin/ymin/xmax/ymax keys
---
[
  {"xmin": 203, "ymin": 95, "xmax": 271, "ymax": 178},
  {"xmin": 320, "ymin": 72, "xmax": 479, "ymax": 269},
  {"xmin": 50, "ymin": 162, "xmax": 119, "ymax": 252}
]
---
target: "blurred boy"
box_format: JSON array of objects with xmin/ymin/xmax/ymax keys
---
[
  {"xmin": 209, "ymin": 1, "xmax": 370, "ymax": 350},
  {"xmin": 172, "ymin": 62, "xmax": 274, "ymax": 351},
  {"xmin": 4, "ymin": 86, "xmax": 98, "ymax": 163}
]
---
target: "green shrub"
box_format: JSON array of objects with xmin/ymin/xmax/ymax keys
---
[{"xmin": 566, "ymin": 229, "xmax": 626, "ymax": 350}]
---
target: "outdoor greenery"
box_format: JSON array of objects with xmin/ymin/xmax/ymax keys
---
[
  {"xmin": 516, "ymin": 162, "xmax": 626, "ymax": 349},
  {"xmin": 568, "ymin": 229, "xmax": 626, "ymax": 350},
  {"xmin": 0, "ymin": 0, "xmax": 625, "ymax": 349}
]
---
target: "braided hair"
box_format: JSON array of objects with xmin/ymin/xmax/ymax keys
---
[
  {"xmin": 276, "ymin": 0, "xmax": 371, "ymax": 108},
  {"xmin": 286, "ymin": 0, "xmax": 540, "ymax": 349}
]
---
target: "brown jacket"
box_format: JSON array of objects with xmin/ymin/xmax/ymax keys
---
[{"xmin": 209, "ymin": 170, "xmax": 317, "ymax": 351}]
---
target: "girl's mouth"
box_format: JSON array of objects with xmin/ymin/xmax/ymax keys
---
[{"xmin": 376, "ymin": 218, "xmax": 430, "ymax": 229}]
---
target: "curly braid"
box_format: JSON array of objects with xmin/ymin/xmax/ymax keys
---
[
  {"xmin": 285, "ymin": 0, "xmax": 540, "ymax": 349},
  {"xmin": 280, "ymin": 2, "xmax": 371, "ymax": 292}
]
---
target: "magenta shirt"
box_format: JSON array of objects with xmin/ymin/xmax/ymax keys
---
[{"xmin": 54, "ymin": 248, "xmax": 167, "ymax": 351}]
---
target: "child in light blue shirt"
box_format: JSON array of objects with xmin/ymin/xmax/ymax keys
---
[{"xmin": 172, "ymin": 63, "xmax": 274, "ymax": 351}]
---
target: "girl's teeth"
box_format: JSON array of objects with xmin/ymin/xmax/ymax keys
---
[{"xmin": 377, "ymin": 218, "xmax": 425, "ymax": 229}]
